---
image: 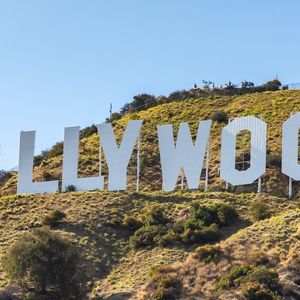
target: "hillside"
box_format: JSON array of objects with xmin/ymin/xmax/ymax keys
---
[
  {"xmin": 0, "ymin": 90, "xmax": 300, "ymax": 299},
  {"xmin": 0, "ymin": 191, "xmax": 299, "ymax": 299}
]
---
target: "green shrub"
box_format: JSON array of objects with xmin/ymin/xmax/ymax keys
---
[
  {"xmin": 172, "ymin": 221, "xmax": 184, "ymax": 234},
  {"xmin": 65, "ymin": 185, "xmax": 76, "ymax": 192},
  {"xmin": 199, "ymin": 223, "xmax": 220, "ymax": 241},
  {"xmin": 104, "ymin": 213, "xmax": 122, "ymax": 227},
  {"xmin": 181, "ymin": 223, "xmax": 220, "ymax": 244},
  {"xmin": 184, "ymin": 204, "xmax": 216, "ymax": 229},
  {"xmin": 248, "ymin": 265, "xmax": 278, "ymax": 287},
  {"xmin": 2, "ymin": 227, "xmax": 80, "ymax": 298},
  {"xmin": 193, "ymin": 245, "xmax": 222, "ymax": 263},
  {"xmin": 186, "ymin": 203, "xmax": 237, "ymax": 229},
  {"xmin": 46, "ymin": 142, "xmax": 64, "ymax": 159},
  {"xmin": 243, "ymin": 284, "xmax": 275, "ymax": 300},
  {"xmin": 79, "ymin": 124, "xmax": 98, "ymax": 139},
  {"xmin": 181, "ymin": 203, "xmax": 236, "ymax": 244},
  {"xmin": 42, "ymin": 210, "xmax": 66, "ymax": 227},
  {"xmin": 247, "ymin": 252, "xmax": 270, "ymax": 266},
  {"xmin": 168, "ymin": 90, "xmax": 190, "ymax": 101},
  {"xmin": 158, "ymin": 231, "xmax": 179, "ymax": 247},
  {"xmin": 151, "ymin": 273, "xmax": 182, "ymax": 300},
  {"xmin": 122, "ymin": 215, "xmax": 143, "ymax": 231},
  {"xmin": 213, "ymin": 203, "xmax": 238, "ymax": 225},
  {"xmin": 130, "ymin": 225, "xmax": 166, "ymax": 249},
  {"xmin": 147, "ymin": 207, "xmax": 169, "ymax": 226},
  {"xmin": 41, "ymin": 170, "xmax": 55, "ymax": 181},
  {"xmin": 0, "ymin": 170, "xmax": 13, "ymax": 186},
  {"xmin": 216, "ymin": 264, "xmax": 279, "ymax": 295},
  {"xmin": 129, "ymin": 207, "xmax": 171, "ymax": 248},
  {"xmin": 129, "ymin": 204, "xmax": 235, "ymax": 248},
  {"xmin": 211, "ymin": 111, "xmax": 229, "ymax": 123},
  {"xmin": 249, "ymin": 201, "xmax": 270, "ymax": 221},
  {"xmin": 216, "ymin": 265, "xmax": 252, "ymax": 290}
]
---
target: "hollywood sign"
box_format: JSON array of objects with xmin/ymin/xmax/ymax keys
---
[{"xmin": 17, "ymin": 114, "xmax": 300, "ymax": 195}]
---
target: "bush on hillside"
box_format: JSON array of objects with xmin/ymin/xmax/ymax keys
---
[
  {"xmin": 106, "ymin": 112, "xmax": 122, "ymax": 123},
  {"xmin": 42, "ymin": 210, "xmax": 66, "ymax": 227},
  {"xmin": 243, "ymin": 284, "xmax": 276, "ymax": 300},
  {"xmin": 122, "ymin": 214, "xmax": 143, "ymax": 231},
  {"xmin": 46, "ymin": 142, "xmax": 64, "ymax": 159},
  {"xmin": 168, "ymin": 90, "xmax": 190, "ymax": 101},
  {"xmin": 130, "ymin": 224, "xmax": 167, "ymax": 249},
  {"xmin": 216, "ymin": 264, "xmax": 253, "ymax": 290},
  {"xmin": 129, "ymin": 204, "xmax": 237, "ymax": 248},
  {"xmin": 264, "ymin": 79, "xmax": 282, "ymax": 91},
  {"xmin": 193, "ymin": 245, "xmax": 222, "ymax": 263},
  {"xmin": 146, "ymin": 207, "xmax": 170, "ymax": 226},
  {"xmin": 34, "ymin": 150, "xmax": 49, "ymax": 166},
  {"xmin": 185, "ymin": 203, "xmax": 237, "ymax": 230},
  {"xmin": 0, "ymin": 170, "xmax": 13, "ymax": 186},
  {"xmin": 216, "ymin": 264, "xmax": 280, "ymax": 296},
  {"xmin": 79, "ymin": 124, "xmax": 98, "ymax": 139},
  {"xmin": 213, "ymin": 203, "xmax": 238, "ymax": 225},
  {"xmin": 248, "ymin": 265, "xmax": 279, "ymax": 286},
  {"xmin": 150, "ymin": 271, "xmax": 182, "ymax": 300},
  {"xmin": 120, "ymin": 93, "xmax": 156, "ymax": 114},
  {"xmin": 181, "ymin": 223, "xmax": 220, "ymax": 244},
  {"xmin": 2, "ymin": 227, "xmax": 81, "ymax": 299},
  {"xmin": 211, "ymin": 111, "xmax": 229, "ymax": 123},
  {"xmin": 65, "ymin": 184, "xmax": 76, "ymax": 192},
  {"xmin": 249, "ymin": 201, "xmax": 270, "ymax": 221},
  {"xmin": 42, "ymin": 170, "xmax": 55, "ymax": 181},
  {"xmin": 129, "ymin": 207, "xmax": 171, "ymax": 248}
]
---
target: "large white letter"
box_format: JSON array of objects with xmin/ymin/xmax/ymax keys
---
[
  {"xmin": 282, "ymin": 112, "xmax": 300, "ymax": 180},
  {"xmin": 97, "ymin": 120, "xmax": 143, "ymax": 191},
  {"xmin": 157, "ymin": 120, "xmax": 211, "ymax": 192},
  {"xmin": 17, "ymin": 131, "xmax": 59, "ymax": 194},
  {"xmin": 62, "ymin": 126, "xmax": 104, "ymax": 191},
  {"xmin": 220, "ymin": 116, "xmax": 267, "ymax": 185}
]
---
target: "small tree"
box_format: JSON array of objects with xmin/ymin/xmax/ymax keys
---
[
  {"xmin": 2, "ymin": 228, "xmax": 81, "ymax": 299},
  {"xmin": 241, "ymin": 81, "xmax": 255, "ymax": 89},
  {"xmin": 132, "ymin": 93, "xmax": 156, "ymax": 110},
  {"xmin": 79, "ymin": 124, "xmax": 98, "ymax": 139},
  {"xmin": 264, "ymin": 79, "xmax": 282, "ymax": 91}
]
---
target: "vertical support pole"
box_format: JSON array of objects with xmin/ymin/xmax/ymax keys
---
[
  {"xmin": 288, "ymin": 177, "xmax": 292, "ymax": 199},
  {"xmin": 136, "ymin": 136, "xmax": 140, "ymax": 193},
  {"xmin": 205, "ymin": 138, "xmax": 209, "ymax": 191},
  {"xmin": 257, "ymin": 177, "xmax": 261, "ymax": 193}
]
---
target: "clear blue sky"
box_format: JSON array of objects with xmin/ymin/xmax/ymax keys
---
[{"xmin": 0, "ymin": 0, "xmax": 300, "ymax": 169}]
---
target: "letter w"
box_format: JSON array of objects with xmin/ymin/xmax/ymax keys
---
[{"xmin": 157, "ymin": 121, "xmax": 211, "ymax": 191}]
